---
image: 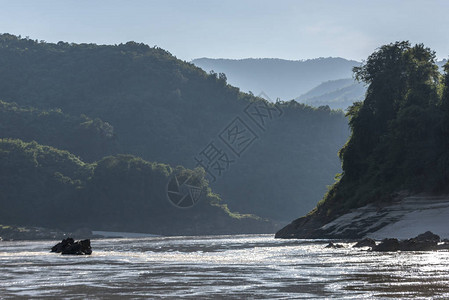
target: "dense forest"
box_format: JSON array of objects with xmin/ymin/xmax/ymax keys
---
[
  {"xmin": 0, "ymin": 138, "xmax": 274, "ymax": 234},
  {"xmin": 277, "ymin": 42, "xmax": 449, "ymax": 238},
  {"xmin": 0, "ymin": 34, "xmax": 349, "ymax": 224},
  {"xmin": 0, "ymin": 100, "xmax": 118, "ymax": 161}
]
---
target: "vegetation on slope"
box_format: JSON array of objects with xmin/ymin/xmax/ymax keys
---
[
  {"xmin": 0, "ymin": 100, "xmax": 118, "ymax": 161},
  {"xmin": 0, "ymin": 139, "xmax": 271, "ymax": 234},
  {"xmin": 0, "ymin": 34, "xmax": 349, "ymax": 221},
  {"xmin": 277, "ymin": 42, "xmax": 449, "ymax": 237}
]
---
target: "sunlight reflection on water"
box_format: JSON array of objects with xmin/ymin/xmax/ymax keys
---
[{"xmin": 1, "ymin": 235, "xmax": 449, "ymax": 299}]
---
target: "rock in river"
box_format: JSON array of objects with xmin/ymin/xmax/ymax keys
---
[
  {"xmin": 353, "ymin": 238, "xmax": 376, "ymax": 248},
  {"xmin": 371, "ymin": 231, "xmax": 440, "ymax": 252},
  {"xmin": 325, "ymin": 242, "xmax": 344, "ymax": 249},
  {"xmin": 51, "ymin": 238, "xmax": 92, "ymax": 255}
]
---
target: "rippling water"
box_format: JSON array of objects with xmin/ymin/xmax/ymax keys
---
[{"xmin": 1, "ymin": 234, "xmax": 449, "ymax": 299}]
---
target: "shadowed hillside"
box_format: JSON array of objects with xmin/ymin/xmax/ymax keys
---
[
  {"xmin": 0, "ymin": 139, "xmax": 274, "ymax": 235},
  {"xmin": 0, "ymin": 34, "xmax": 349, "ymax": 223}
]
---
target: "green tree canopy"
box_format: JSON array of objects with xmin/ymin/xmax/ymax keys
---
[{"xmin": 312, "ymin": 42, "xmax": 448, "ymax": 221}]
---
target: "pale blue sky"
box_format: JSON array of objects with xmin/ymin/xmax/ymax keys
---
[{"xmin": 0, "ymin": 0, "xmax": 448, "ymax": 61}]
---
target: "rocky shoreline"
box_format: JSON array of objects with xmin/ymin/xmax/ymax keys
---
[
  {"xmin": 276, "ymin": 194, "xmax": 449, "ymax": 240},
  {"xmin": 326, "ymin": 231, "xmax": 449, "ymax": 252}
]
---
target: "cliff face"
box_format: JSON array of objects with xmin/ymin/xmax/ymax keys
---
[{"xmin": 276, "ymin": 194, "xmax": 449, "ymax": 240}]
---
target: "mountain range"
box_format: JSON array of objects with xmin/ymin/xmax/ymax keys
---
[
  {"xmin": 191, "ymin": 57, "xmax": 360, "ymax": 102},
  {"xmin": 0, "ymin": 34, "xmax": 349, "ymax": 234},
  {"xmin": 193, "ymin": 58, "xmax": 449, "ymax": 110}
]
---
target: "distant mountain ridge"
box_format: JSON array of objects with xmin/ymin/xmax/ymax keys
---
[
  {"xmin": 298, "ymin": 78, "xmax": 358, "ymax": 99},
  {"xmin": 193, "ymin": 57, "xmax": 447, "ymax": 110},
  {"xmin": 191, "ymin": 57, "xmax": 360, "ymax": 101},
  {"xmin": 296, "ymin": 78, "xmax": 366, "ymax": 110}
]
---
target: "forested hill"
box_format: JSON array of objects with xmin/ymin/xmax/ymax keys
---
[
  {"xmin": 276, "ymin": 42, "xmax": 449, "ymax": 238},
  {"xmin": 0, "ymin": 139, "xmax": 273, "ymax": 235},
  {"xmin": 0, "ymin": 34, "xmax": 349, "ymax": 223},
  {"xmin": 0, "ymin": 100, "xmax": 118, "ymax": 162}
]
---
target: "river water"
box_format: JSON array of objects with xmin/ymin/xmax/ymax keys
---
[{"xmin": 1, "ymin": 234, "xmax": 449, "ymax": 299}]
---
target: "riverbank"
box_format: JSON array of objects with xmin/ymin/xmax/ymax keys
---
[
  {"xmin": 0, "ymin": 224, "xmax": 71, "ymax": 241},
  {"xmin": 0, "ymin": 225, "xmax": 101, "ymax": 241},
  {"xmin": 276, "ymin": 194, "xmax": 449, "ymax": 240}
]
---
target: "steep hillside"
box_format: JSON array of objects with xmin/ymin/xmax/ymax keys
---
[
  {"xmin": 0, "ymin": 34, "xmax": 349, "ymax": 222},
  {"xmin": 277, "ymin": 42, "xmax": 449, "ymax": 238}
]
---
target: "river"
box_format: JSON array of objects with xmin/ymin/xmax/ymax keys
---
[{"xmin": 1, "ymin": 234, "xmax": 449, "ymax": 299}]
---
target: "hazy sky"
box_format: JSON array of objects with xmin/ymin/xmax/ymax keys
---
[{"xmin": 0, "ymin": 0, "xmax": 448, "ymax": 61}]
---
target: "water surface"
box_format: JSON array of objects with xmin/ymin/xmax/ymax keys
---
[{"xmin": 1, "ymin": 235, "xmax": 449, "ymax": 299}]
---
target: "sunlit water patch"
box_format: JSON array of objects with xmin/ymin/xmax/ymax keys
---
[{"xmin": 1, "ymin": 235, "xmax": 449, "ymax": 299}]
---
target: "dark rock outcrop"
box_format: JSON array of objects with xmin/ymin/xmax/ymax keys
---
[
  {"xmin": 414, "ymin": 231, "xmax": 440, "ymax": 243},
  {"xmin": 51, "ymin": 237, "xmax": 74, "ymax": 253},
  {"xmin": 435, "ymin": 243, "xmax": 449, "ymax": 250},
  {"xmin": 275, "ymin": 213, "xmax": 327, "ymax": 239},
  {"xmin": 372, "ymin": 238, "xmax": 400, "ymax": 252},
  {"xmin": 325, "ymin": 242, "xmax": 344, "ymax": 248},
  {"xmin": 51, "ymin": 238, "xmax": 92, "ymax": 255},
  {"xmin": 399, "ymin": 238, "xmax": 437, "ymax": 251},
  {"xmin": 372, "ymin": 232, "xmax": 440, "ymax": 252},
  {"xmin": 353, "ymin": 238, "xmax": 376, "ymax": 248}
]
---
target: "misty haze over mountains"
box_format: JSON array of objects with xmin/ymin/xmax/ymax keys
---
[
  {"xmin": 191, "ymin": 57, "xmax": 361, "ymax": 102},
  {"xmin": 296, "ymin": 79, "xmax": 366, "ymax": 110},
  {"xmin": 193, "ymin": 58, "xmax": 449, "ymax": 110}
]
